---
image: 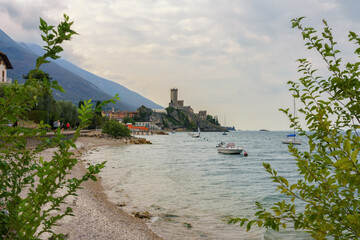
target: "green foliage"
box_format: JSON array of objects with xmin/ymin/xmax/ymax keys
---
[
  {"xmin": 0, "ymin": 15, "xmax": 119, "ymax": 239},
  {"xmin": 229, "ymin": 17, "xmax": 360, "ymax": 239},
  {"xmin": 164, "ymin": 108, "xmax": 196, "ymax": 130},
  {"xmin": 23, "ymin": 71, "xmax": 52, "ymax": 83},
  {"xmin": 163, "ymin": 119, "xmax": 169, "ymax": 129},
  {"xmin": 176, "ymin": 111, "xmax": 196, "ymax": 131},
  {"xmin": 88, "ymin": 114, "xmax": 102, "ymax": 129},
  {"xmin": 25, "ymin": 94, "xmax": 79, "ymax": 128},
  {"xmin": 26, "ymin": 110, "xmax": 47, "ymax": 123},
  {"xmin": 188, "ymin": 121, "xmax": 197, "ymax": 131},
  {"xmin": 165, "ymin": 106, "xmax": 175, "ymax": 114},
  {"xmin": 56, "ymin": 100, "xmax": 79, "ymax": 127},
  {"xmin": 102, "ymin": 120, "xmax": 131, "ymax": 138},
  {"xmin": 78, "ymin": 100, "xmax": 84, "ymax": 109},
  {"xmin": 88, "ymin": 101, "xmax": 103, "ymax": 129},
  {"xmin": 165, "ymin": 115, "xmax": 181, "ymax": 126},
  {"xmin": 135, "ymin": 105, "xmax": 153, "ymax": 122},
  {"xmin": 122, "ymin": 116, "xmax": 135, "ymax": 125},
  {"xmin": 206, "ymin": 114, "xmax": 219, "ymax": 126}
]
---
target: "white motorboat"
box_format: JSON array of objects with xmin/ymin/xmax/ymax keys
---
[{"xmin": 218, "ymin": 143, "xmax": 244, "ymax": 154}]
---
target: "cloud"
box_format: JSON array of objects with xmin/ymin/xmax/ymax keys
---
[
  {"xmin": 0, "ymin": 0, "xmax": 67, "ymax": 31},
  {"xmin": 1, "ymin": 0, "xmax": 359, "ymax": 129}
]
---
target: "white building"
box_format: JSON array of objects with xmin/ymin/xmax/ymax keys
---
[
  {"xmin": 0, "ymin": 51, "xmax": 13, "ymax": 83},
  {"xmin": 135, "ymin": 122, "xmax": 151, "ymax": 128},
  {"xmin": 135, "ymin": 122, "xmax": 161, "ymax": 130},
  {"xmin": 152, "ymin": 109, "xmax": 167, "ymax": 113}
]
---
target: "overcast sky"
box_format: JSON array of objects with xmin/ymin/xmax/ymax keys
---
[{"xmin": 1, "ymin": 0, "xmax": 360, "ymax": 130}]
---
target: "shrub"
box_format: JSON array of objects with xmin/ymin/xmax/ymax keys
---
[
  {"xmin": 102, "ymin": 120, "xmax": 131, "ymax": 138},
  {"xmin": 229, "ymin": 17, "xmax": 360, "ymax": 239},
  {"xmin": 0, "ymin": 15, "xmax": 118, "ymax": 239}
]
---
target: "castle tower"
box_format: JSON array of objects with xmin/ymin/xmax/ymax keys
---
[{"xmin": 170, "ymin": 88, "xmax": 178, "ymax": 105}]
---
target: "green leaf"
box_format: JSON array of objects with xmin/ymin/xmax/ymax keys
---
[
  {"xmin": 333, "ymin": 158, "xmax": 350, "ymax": 168},
  {"xmin": 350, "ymin": 149, "xmax": 358, "ymax": 164},
  {"xmin": 343, "ymin": 139, "xmax": 351, "ymax": 154},
  {"xmin": 290, "ymin": 184, "xmax": 297, "ymax": 191},
  {"xmin": 247, "ymin": 221, "xmax": 255, "ymax": 231}
]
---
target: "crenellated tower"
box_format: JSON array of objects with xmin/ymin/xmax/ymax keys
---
[{"xmin": 170, "ymin": 88, "xmax": 178, "ymax": 106}]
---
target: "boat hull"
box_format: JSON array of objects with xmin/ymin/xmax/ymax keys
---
[
  {"xmin": 218, "ymin": 148, "xmax": 243, "ymax": 154},
  {"xmin": 282, "ymin": 139, "xmax": 301, "ymax": 145}
]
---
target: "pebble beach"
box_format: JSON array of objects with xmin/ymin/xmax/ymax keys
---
[{"xmin": 39, "ymin": 136, "xmax": 163, "ymax": 240}]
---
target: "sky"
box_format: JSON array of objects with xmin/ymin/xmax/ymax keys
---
[{"xmin": 1, "ymin": 0, "xmax": 360, "ymax": 130}]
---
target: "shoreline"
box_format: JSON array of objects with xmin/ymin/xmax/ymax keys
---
[{"xmin": 45, "ymin": 136, "xmax": 164, "ymax": 240}]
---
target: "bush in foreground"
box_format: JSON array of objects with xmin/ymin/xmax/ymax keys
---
[
  {"xmin": 0, "ymin": 15, "xmax": 118, "ymax": 239},
  {"xmin": 229, "ymin": 17, "xmax": 360, "ymax": 239}
]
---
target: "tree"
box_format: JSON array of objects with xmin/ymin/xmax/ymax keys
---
[
  {"xmin": 88, "ymin": 101, "xmax": 103, "ymax": 129},
  {"xmin": 0, "ymin": 15, "xmax": 119, "ymax": 239},
  {"xmin": 57, "ymin": 100, "xmax": 79, "ymax": 127},
  {"xmin": 229, "ymin": 17, "xmax": 360, "ymax": 239},
  {"xmin": 135, "ymin": 105, "xmax": 153, "ymax": 122},
  {"xmin": 123, "ymin": 116, "xmax": 135, "ymax": 125},
  {"xmin": 206, "ymin": 114, "xmax": 219, "ymax": 126},
  {"xmin": 102, "ymin": 120, "xmax": 131, "ymax": 138},
  {"xmin": 24, "ymin": 71, "xmax": 53, "ymax": 124}
]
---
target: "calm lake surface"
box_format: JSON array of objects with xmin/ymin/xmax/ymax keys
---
[{"xmin": 83, "ymin": 131, "xmax": 311, "ymax": 239}]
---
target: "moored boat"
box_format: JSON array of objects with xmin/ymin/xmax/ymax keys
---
[
  {"xmin": 282, "ymin": 134, "xmax": 301, "ymax": 145},
  {"xmin": 217, "ymin": 143, "xmax": 243, "ymax": 154},
  {"xmin": 190, "ymin": 127, "xmax": 201, "ymax": 138},
  {"xmin": 282, "ymin": 97, "xmax": 302, "ymax": 145}
]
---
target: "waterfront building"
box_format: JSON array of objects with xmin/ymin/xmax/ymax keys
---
[
  {"xmin": 0, "ymin": 51, "xmax": 13, "ymax": 83},
  {"xmin": 135, "ymin": 122, "xmax": 161, "ymax": 130},
  {"xmin": 102, "ymin": 110, "xmax": 138, "ymax": 122}
]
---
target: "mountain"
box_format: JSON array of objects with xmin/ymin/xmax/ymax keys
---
[
  {"xmin": 0, "ymin": 29, "xmax": 163, "ymax": 111},
  {"xmin": 20, "ymin": 43, "xmax": 163, "ymax": 110}
]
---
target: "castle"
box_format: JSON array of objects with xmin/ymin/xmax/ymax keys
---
[{"xmin": 169, "ymin": 88, "xmax": 207, "ymax": 119}]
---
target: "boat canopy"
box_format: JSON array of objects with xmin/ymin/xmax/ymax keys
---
[{"xmin": 286, "ymin": 134, "xmax": 296, "ymax": 137}]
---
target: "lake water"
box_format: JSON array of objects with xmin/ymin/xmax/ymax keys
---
[{"xmin": 83, "ymin": 131, "xmax": 311, "ymax": 239}]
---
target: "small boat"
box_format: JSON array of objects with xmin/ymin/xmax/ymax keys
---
[
  {"xmin": 218, "ymin": 143, "xmax": 244, "ymax": 154},
  {"xmin": 282, "ymin": 97, "xmax": 301, "ymax": 145},
  {"xmin": 282, "ymin": 134, "xmax": 301, "ymax": 145},
  {"xmin": 216, "ymin": 142, "xmax": 226, "ymax": 148},
  {"xmin": 191, "ymin": 127, "xmax": 201, "ymax": 138},
  {"xmin": 222, "ymin": 114, "xmax": 228, "ymax": 135}
]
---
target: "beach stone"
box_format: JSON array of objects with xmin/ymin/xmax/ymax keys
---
[
  {"xmin": 116, "ymin": 202, "xmax": 126, "ymax": 207},
  {"xmin": 133, "ymin": 211, "xmax": 151, "ymax": 219}
]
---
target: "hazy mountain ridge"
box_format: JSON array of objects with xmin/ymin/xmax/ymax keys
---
[
  {"xmin": 21, "ymin": 43, "xmax": 163, "ymax": 110},
  {"xmin": 0, "ymin": 29, "xmax": 163, "ymax": 111}
]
